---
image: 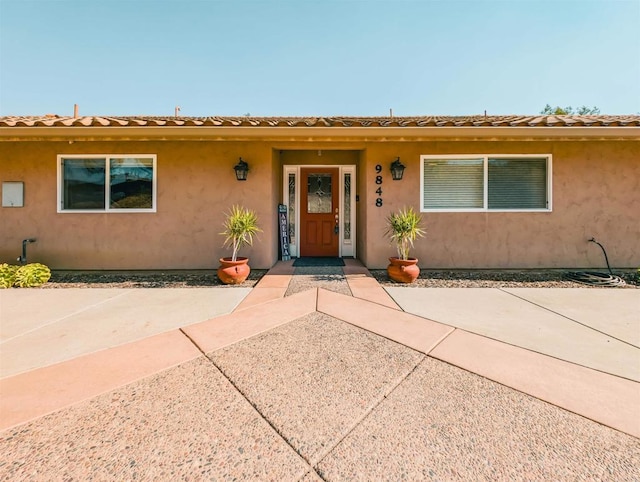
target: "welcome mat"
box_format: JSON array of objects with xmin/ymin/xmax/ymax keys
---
[{"xmin": 292, "ymin": 257, "xmax": 345, "ymax": 267}]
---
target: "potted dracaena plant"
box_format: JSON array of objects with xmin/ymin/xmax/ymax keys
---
[
  {"xmin": 385, "ymin": 206, "xmax": 426, "ymax": 283},
  {"xmin": 217, "ymin": 205, "xmax": 262, "ymax": 284}
]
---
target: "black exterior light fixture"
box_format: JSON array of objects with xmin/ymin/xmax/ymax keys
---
[
  {"xmin": 390, "ymin": 157, "xmax": 406, "ymax": 180},
  {"xmin": 234, "ymin": 158, "xmax": 249, "ymax": 181}
]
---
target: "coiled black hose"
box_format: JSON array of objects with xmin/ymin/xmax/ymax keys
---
[{"xmin": 563, "ymin": 238, "xmax": 626, "ymax": 287}]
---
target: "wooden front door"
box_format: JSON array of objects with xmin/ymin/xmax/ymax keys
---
[{"xmin": 300, "ymin": 168, "xmax": 339, "ymax": 257}]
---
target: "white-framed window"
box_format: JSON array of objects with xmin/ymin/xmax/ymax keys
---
[
  {"xmin": 57, "ymin": 155, "xmax": 157, "ymax": 213},
  {"xmin": 421, "ymin": 154, "xmax": 552, "ymax": 212}
]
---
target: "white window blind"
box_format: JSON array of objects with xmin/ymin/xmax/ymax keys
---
[
  {"xmin": 488, "ymin": 158, "xmax": 547, "ymax": 209},
  {"xmin": 422, "ymin": 159, "xmax": 483, "ymax": 209}
]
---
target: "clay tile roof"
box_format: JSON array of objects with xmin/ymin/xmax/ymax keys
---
[{"xmin": 0, "ymin": 114, "xmax": 639, "ymax": 129}]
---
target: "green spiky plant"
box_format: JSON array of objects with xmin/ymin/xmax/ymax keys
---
[
  {"xmin": 385, "ymin": 206, "xmax": 426, "ymax": 260},
  {"xmin": 0, "ymin": 263, "xmax": 19, "ymax": 288},
  {"xmin": 220, "ymin": 205, "xmax": 262, "ymax": 262},
  {"xmin": 14, "ymin": 263, "xmax": 51, "ymax": 288}
]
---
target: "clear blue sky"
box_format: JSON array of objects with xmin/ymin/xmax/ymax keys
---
[{"xmin": 1, "ymin": 0, "xmax": 639, "ymax": 117}]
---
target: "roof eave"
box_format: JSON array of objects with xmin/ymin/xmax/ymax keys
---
[{"xmin": 1, "ymin": 125, "xmax": 639, "ymax": 141}]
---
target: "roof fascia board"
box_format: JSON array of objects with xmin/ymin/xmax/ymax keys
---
[{"xmin": 0, "ymin": 126, "xmax": 639, "ymax": 141}]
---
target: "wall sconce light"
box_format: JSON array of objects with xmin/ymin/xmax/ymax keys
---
[
  {"xmin": 234, "ymin": 158, "xmax": 249, "ymax": 181},
  {"xmin": 390, "ymin": 157, "xmax": 406, "ymax": 180}
]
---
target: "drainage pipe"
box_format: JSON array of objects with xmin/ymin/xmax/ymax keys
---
[{"xmin": 17, "ymin": 238, "xmax": 36, "ymax": 265}]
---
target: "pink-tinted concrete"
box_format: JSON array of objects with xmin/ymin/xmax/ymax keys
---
[
  {"xmin": 2, "ymin": 271, "xmax": 639, "ymax": 480},
  {"xmin": 343, "ymin": 258, "xmax": 399, "ymax": 308},
  {"xmin": 342, "ymin": 258, "xmax": 366, "ymax": 270},
  {"xmin": 264, "ymin": 260, "xmax": 295, "ymax": 275},
  {"xmin": 255, "ymin": 273, "xmax": 293, "ymax": 288},
  {"xmin": 183, "ymin": 289, "xmax": 317, "ymax": 354},
  {"xmin": 0, "ymin": 330, "xmax": 201, "ymax": 431},
  {"xmin": 232, "ymin": 262, "xmax": 300, "ymax": 309},
  {"xmin": 317, "ymin": 289, "xmax": 454, "ymax": 354},
  {"xmin": 345, "ymin": 273, "xmax": 400, "ymax": 309},
  {"xmin": 317, "ymin": 357, "xmax": 640, "ymax": 481},
  {"xmin": 1, "ymin": 357, "xmax": 314, "ymax": 481},
  {"xmin": 209, "ymin": 312, "xmax": 424, "ymax": 464},
  {"xmin": 234, "ymin": 286, "xmax": 289, "ymax": 310},
  {"xmin": 430, "ymin": 329, "xmax": 640, "ymax": 438},
  {"xmin": 233, "ymin": 271, "xmax": 294, "ymax": 310}
]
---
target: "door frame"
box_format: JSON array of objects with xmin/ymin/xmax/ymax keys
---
[
  {"xmin": 283, "ymin": 165, "xmax": 356, "ymax": 258},
  {"xmin": 300, "ymin": 167, "xmax": 340, "ymax": 257}
]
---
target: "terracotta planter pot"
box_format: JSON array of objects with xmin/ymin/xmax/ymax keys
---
[
  {"xmin": 387, "ymin": 257, "xmax": 420, "ymax": 283},
  {"xmin": 217, "ymin": 257, "xmax": 250, "ymax": 285}
]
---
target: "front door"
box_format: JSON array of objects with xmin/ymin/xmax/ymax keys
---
[{"xmin": 300, "ymin": 168, "xmax": 339, "ymax": 257}]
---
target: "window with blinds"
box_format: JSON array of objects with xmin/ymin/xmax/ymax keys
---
[
  {"xmin": 423, "ymin": 159, "xmax": 484, "ymax": 209},
  {"xmin": 421, "ymin": 155, "xmax": 551, "ymax": 212},
  {"xmin": 488, "ymin": 158, "xmax": 547, "ymax": 209}
]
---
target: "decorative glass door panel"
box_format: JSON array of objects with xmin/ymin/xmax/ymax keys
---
[{"xmin": 307, "ymin": 173, "xmax": 332, "ymax": 213}]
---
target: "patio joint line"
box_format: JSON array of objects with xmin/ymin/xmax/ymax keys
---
[
  {"xmin": 423, "ymin": 327, "xmax": 458, "ymax": 355},
  {"xmin": 312, "ymin": 355, "xmax": 427, "ymax": 470},
  {"xmin": 178, "ymin": 328, "xmax": 208, "ymax": 357},
  {"xmin": 426, "ymin": 351, "xmax": 637, "ymax": 436},
  {"xmin": 204, "ymin": 354, "xmax": 318, "ymax": 472},
  {"xmin": 301, "ymin": 468, "xmax": 327, "ymax": 482},
  {"xmin": 0, "ymin": 289, "xmax": 133, "ymax": 345},
  {"xmin": 498, "ymin": 288, "xmax": 640, "ymax": 349},
  {"xmin": 436, "ymin": 326, "xmax": 639, "ymax": 384},
  {"xmin": 317, "ymin": 299, "xmax": 457, "ymax": 357}
]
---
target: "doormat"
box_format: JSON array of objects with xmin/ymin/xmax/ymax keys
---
[{"xmin": 292, "ymin": 257, "xmax": 345, "ymax": 267}]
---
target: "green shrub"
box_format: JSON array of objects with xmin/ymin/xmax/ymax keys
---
[
  {"xmin": 0, "ymin": 263, "xmax": 19, "ymax": 289},
  {"xmin": 14, "ymin": 263, "xmax": 51, "ymax": 288}
]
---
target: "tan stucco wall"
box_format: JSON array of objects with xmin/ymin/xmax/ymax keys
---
[
  {"xmin": 0, "ymin": 141, "xmax": 278, "ymax": 269},
  {"xmin": 361, "ymin": 140, "xmax": 640, "ymax": 269},
  {"xmin": 1, "ymin": 138, "xmax": 638, "ymax": 270},
  {"xmin": 280, "ymin": 149, "xmax": 360, "ymax": 166}
]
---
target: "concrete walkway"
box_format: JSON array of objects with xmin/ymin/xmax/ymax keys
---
[
  {"xmin": 1, "ymin": 260, "xmax": 639, "ymax": 480},
  {"xmin": 386, "ymin": 287, "xmax": 640, "ymax": 381},
  {"xmin": 0, "ymin": 287, "xmax": 250, "ymax": 378}
]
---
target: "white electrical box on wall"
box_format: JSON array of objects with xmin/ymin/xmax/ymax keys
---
[{"xmin": 2, "ymin": 182, "xmax": 24, "ymax": 207}]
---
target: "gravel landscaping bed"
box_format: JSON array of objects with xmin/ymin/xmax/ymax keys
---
[
  {"xmin": 40, "ymin": 268, "xmax": 639, "ymax": 289},
  {"xmin": 370, "ymin": 269, "xmax": 639, "ymax": 289},
  {"xmin": 43, "ymin": 270, "xmax": 268, "ymax": 289}
]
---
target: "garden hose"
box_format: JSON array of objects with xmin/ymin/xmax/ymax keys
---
[
  {"xmin": 563, "ymin": 271, "xmax": 626, "ymax": 287},
  {"xmin": 563, "ymin": 238, "xmax": 626, "ymax": 287}
]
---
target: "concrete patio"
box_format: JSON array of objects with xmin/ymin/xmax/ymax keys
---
[{"xmin": 1, "ymin": 260, "xmax": 639, "ymax": 480}]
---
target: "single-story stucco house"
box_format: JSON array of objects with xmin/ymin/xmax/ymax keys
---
[{"xmin": 1, "ymin": 114, "xmax": 638, "ymax": 270}]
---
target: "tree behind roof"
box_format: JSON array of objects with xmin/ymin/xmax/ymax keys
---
[{"xmin": 540, "ymin": 104, "xmax": 601, "ymax": 115}]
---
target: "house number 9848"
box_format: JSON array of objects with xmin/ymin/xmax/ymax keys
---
[{"xmin": 375, "ymin": 164, "xmax": 383, "ymax": 207}]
